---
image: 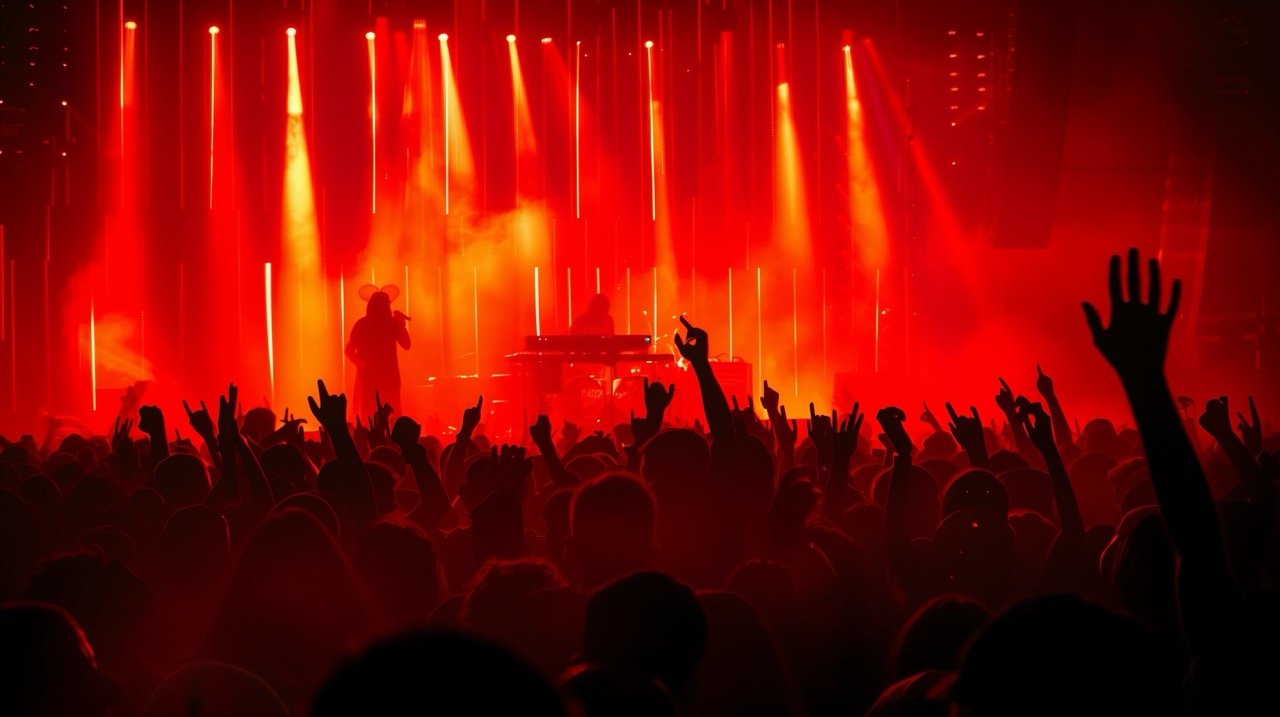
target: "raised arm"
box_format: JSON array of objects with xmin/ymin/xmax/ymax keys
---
[
  {"xmin": 446, "ymin": 396, "xmax": 484, "ymax": 491},
  {"xmin": 394, "ymin": 415, "xmax": 450, "ymax": 531},
  {"xmin": 946, "ymin": 402, "xmax": 990, "ymax": 468},
  {"xmin": 307, "ymin": 379, "xmax": 376, "ymax": 517},
  {"xmin": 1199, "ymin": 396, "xmax": 1271, "ymax": 510},
  {"xmin": 674, "ymin": 315, "xmax": 734, "ymax": 446},
  {"xmin": 995, "ymin": 378, "xmax": 1038, "ymax": 465},
  {"xmin": 1035, "ymin": 365, "xmax": 1075, "ymax": 451},
  {"xmin": 1016, "ymin": 397, "xmax": 1083, "ymax": 535},
  {"xmin": 877, "ymin": 406, "xmax": 916, "ymax": 581},
  {"xmin": 1083, "ymin": 249, "xmax": 1255, "ymax": 661},
  {"xmin": 531, "ymin": 414, "xmax": 576, "ymax": 488}
]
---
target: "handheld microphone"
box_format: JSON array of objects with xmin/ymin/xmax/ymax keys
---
[{"xmin": 393, "ymin": 310, "xmax": 412, "ymax": 322}]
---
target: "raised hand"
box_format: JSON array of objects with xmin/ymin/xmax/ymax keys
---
[
  {"xmin": 674, "ymin": 315, "xmax": 709, "ymax": 365},
  {"xmin": 1082, "ymin": 248, "xmax": 1181, "ymax": 381},
  {"xmin": 306, "ymin": 379, "xmax": 347, "ymax": 431},
  {"xmin": 391, "ymin": 415, "xmax": 422, "ymax": 449},
  {"xmin": 494, "ymin": 444, "xmax": 533, "ymax": 492},
  {"xmin": 1015, "ymin": 396, "xmax": 1054, "ymax": 453},
  {"xmin": 561, "ymin": 420, "xmax": 581, "ymax": 445},
  {"xmin": 138, "ymin": 405, "xmax": 165, "ymax": 437},
  {"xmin": 807, "ymin": 402, "xmax": 835, "ymax": 457},
  {"xmin": 774, "ymin": 405, "xmax": 798, "ymax": 449},
  {"xmin": 182, "ymin": 399, "xmax": 215, "ymax": 439},
  {"xmin": 760, "ymin": 380, "xmax": 781, "ymax": 415},
  {"xmin": 995, "ymin": 377, "xmax": 1017, "ymax": 419},
  {"xmin": 1199, "ymin": 396, "xmax": 1234, "ymax": 439},
  {"xmin": 921, "ymin": 401, "xmax": 943, "ymax": 433},
  {"xmin": 530, "ymin": 414, "xmax": 554, "ymax": 447},
  {"xmin": 1036, "ymin": 364, "xmax": 1055, "ymax": 398},
  {"xmin": 643, "ymin": 377, "xmax": 676, "ymax": 416},
  {"xmin": 460, "ymin": 396, "xmax": 484, "ymax": 438},
  {"xmin": 833, "ymin": 403, "xmax": 864, "ymax": 461},
  {"xmin": 1237, "ymin": 396, "xmax": 1262, "ymax": 456},
  {"xmin": 947, "ymin": 402, "xmax": 988, "ymax": 466},
  {"xmin": 876, "ymin": 406, "xmax": 913, "ymax": 458}
]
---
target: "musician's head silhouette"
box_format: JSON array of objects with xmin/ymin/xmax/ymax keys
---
[{"xmin": 359, "ymin": 284, "xmax": 400, "ymax": 318}]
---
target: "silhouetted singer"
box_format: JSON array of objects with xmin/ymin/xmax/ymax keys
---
[{"xmin": 346, "ymin": 284, "xmax": 411, "ymax": 416}]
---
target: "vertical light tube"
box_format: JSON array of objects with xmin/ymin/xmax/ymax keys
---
[
  {"xmin": 727, "ymin": 267, "xmax": 734, "ymax": 358},
  {"xmin": 339, "ymin": 273, "xmax": 346, "ymax": 390},
  {"xmin": 7, "ymin": 260, "xmax": 14, "ymax": 412},
  {"xmin": 645, "ymin": 41, "xmax": 657, "ymax": 222},
  {"xmin": 472, "ymin": 265, "xmax": 480, "ymax": 376},
  {"xmin": 874, "ymin": 268, "xmax": 881, "ymax": 374},
  {"xmin": 534, "ymin": 266, "xmax": 542, "ymax": 336},
  {"xmin": 404, "ymin": 265, "xmax": 410, "ymax": 317},
  {"xmin": 595, "ymin": 267, "xmax": 601, "ymax": 294},
  {"xmin": 89, "ymin": 297, "xmax": 97, "ymax": 412},
  {"xmin": 439, "ymin": 34, "xmax": 451, "ymax": 215},
  {"xmin": 366, "ymin": 31, "xmax": 377, "ymax": 214},
  {"xmin": 209, "ymin": 26, "xmax": 218, "ymax": 209},
  {"xmin": 574, "ymin": 41, "xmax": 582, "ymax": 218},
  {"xmin": 756, "ymin": 267, "xmax": 763, "ymax": 380},
  {"xmin": 624, "ymin": 267, "xmax": 632, "ymax": 334},
  {"xmin": 566, "ymin": 266, "xmax": 573, "ymax": 324},
  {"xmin": 265, "ymin": 262, "xmax": 275, "ymax": 404},
  {"xmin": 652, "ymin": 267, "xmax": 658, "ymax": 348}
]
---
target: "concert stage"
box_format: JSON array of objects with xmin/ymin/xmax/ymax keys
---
[{"xmin": 0, "ymin": 1, "xmax": 1277, "ymax": 432}]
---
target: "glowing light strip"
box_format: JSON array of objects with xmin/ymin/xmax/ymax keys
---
[
  {"xmin": 756, "ymin": 267, "xmax": 763, "ymax": 379},
  {"xmin": 89, "ymin": 297, "xmax": 97, "ymax": 412},
  {"xmin": 209, "ymin": 27, "xmax": 217, "ymax": 208},
  {"xmin": 367, "ymin": 32, "xmax": 377, "ymax": 214},
  {"xmin": 534, "ymin": 266, "xmax": 542, "ymax": 336},
  {"xmin": 652, "ymin": 267, "xmax": 658, "ymax": 348},
  {"xmin": 339, "ymin": 274, "xmax": 346, "ymax": 390},
  {"xmin": 265, "ymin": 262, "xmax": 275, "ymax": 404},
  {"xmin": 574, "ymin": 41, "xmax": 582, "ymax": 218},
  {"xmin": 566, "ymin": 267, "xmax": 573, "ymax": 324},
  {"xmin": 645, "ymin": 41, "xmax": 657, "ymax": 222},
  {"xmin": 728, "ymin": 267, "xmax": 734, "ymax": 358},
  {"xmin": 439, "ymin": 34, "xmax": 451, "ymax": 215}
]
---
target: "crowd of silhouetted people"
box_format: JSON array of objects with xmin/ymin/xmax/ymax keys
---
[{"xmin": 1, "ymin": 250, "xmax": 1277, "ymax": 716}]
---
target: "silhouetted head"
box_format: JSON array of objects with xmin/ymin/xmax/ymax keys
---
[
  {"xmin": 366, "ymin": 290, "xmax": 392, "ymax": 318},
  {"xmin": 866, "ymin": 671, "xmax": 953, "ymax": 717},
  {"xmin": 571, "ymin": 472, "xmax": 656, "ymax": 589},
  {"xmin": 25, "ymin": 550, "xmax": 149, "ymax": 646},
  {"xmin": 583, "ymin": 571, "xmax": 707, "ymax": 698},
  {"xmin": 464, "ymin": 558, "xmax": 566, "ymax": 639},
  {"xmin": 160, "ymin": 505, "xmax": 230, "ymax": 588},
  {"xmin": 351, "ymin": 521, "xmax": 441, "ymax": 628},
  {"xmin": 144, "ymin": 661, "xmax": 288, "ymax": 717},
  {"xmin": 587, "ymin": 293, "xmax": 610, "ymax": 316},
  {"xmin": 0, "ymin": 601, "xmax": 118, "ymax": 717},
  {"xmin": 892, "ymin": 595, "xmax": 990, "ymax": 679},
  {"xmin": 559, "ymin": 664, "xmax": 677, "ymax": 717},
  {"xmin": 313, "ymin": 631, "xmax": 565, "ymax": 716},
  {"xmin": 942, "ymin": 470, "xmax": 1008, "ymax": 520},
  {"xmin": 953, "ymin": 595, "xmax": 1180, "ymax": 715},
  {"xmin": 690, "ymin": 591, "xmax": 794, "ymax": 716},
  {"xmin": 154, "ymin": 454, "xmax": 210, "ymax": 509}
]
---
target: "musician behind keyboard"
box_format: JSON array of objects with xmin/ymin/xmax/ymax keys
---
[{"xmin": 570, "ymin": 293, "xmax": 615, "ymax": 336}]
